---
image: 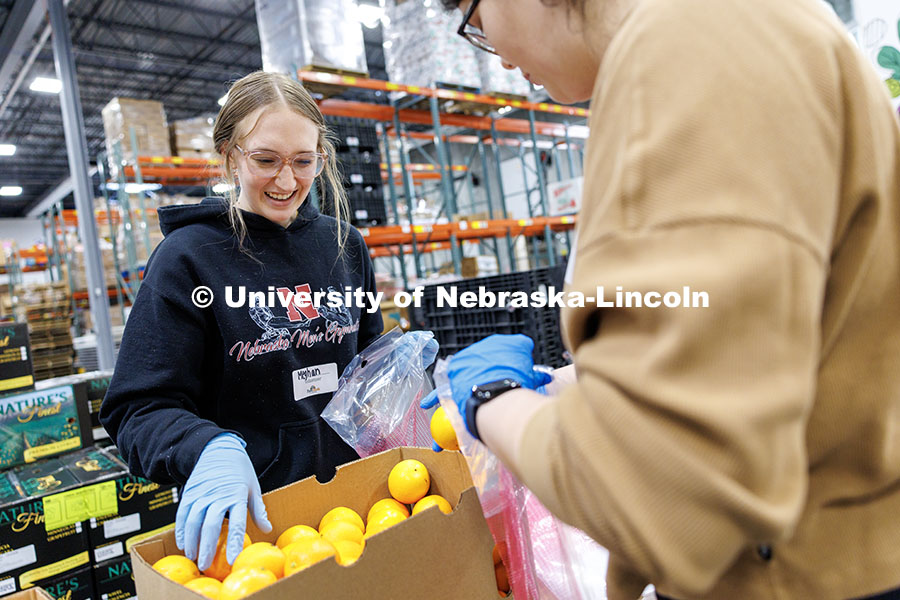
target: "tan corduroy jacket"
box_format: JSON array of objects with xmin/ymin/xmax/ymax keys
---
[{"xmin": 514, "ymin": 0, "xmax": 900, "ymax": 598}]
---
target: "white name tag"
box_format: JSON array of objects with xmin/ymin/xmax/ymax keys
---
[{"xmin": 292, "ymin": 363, "xmax": 339, "ymax": 401}]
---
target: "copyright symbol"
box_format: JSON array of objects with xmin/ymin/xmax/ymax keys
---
[{"xmin": 192, "ymin": 286, "xmax": 214, "ymax": 308}]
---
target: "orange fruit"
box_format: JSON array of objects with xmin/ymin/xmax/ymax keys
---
[
  {"xmin": 412, "ymin": 494, "xmax": 452, "ymax": 515},
  {"xmin": 388, "ymin": 459, "xmax": 430, "ymax": 504},
  {"xmin": 366, "ymin": 498, "xmax": 409, "ymax": 523},
  {"xmin": 332, "ymin": 540, "xmax": 364, "ymax": 566},
  {"xmin": 495, "ymin": 561, "xmax": 510, "ymax": 595},
  {"xmin": 276, "ymin": 524, "xmax": 319, "ymax": 549},
  {"xmin": 318, "ymin": 507, "xmax": 365, "ymax": 534},
  {"xmin": 219, "ymin": 567, "xmax": 277, "ymax": 600},
  {"xmin": 319, "ymin": 520, "xmax": 365, "ymax": 547},
  {"xmin": 231, "ymin": 542, "xmax": 285, "ymax": 579},
  {"xmin": 184, "ymin": 576, "xmax": 223, "ymax": 599},
  {"xmin": 364, "ymin": 510, "xmax": 407, "ymax": 538},
  {"xmin": 430, "ymin": 406, "xmax": 460, "ymax": 451},
  {"xmin": 152, "ymin": 555, "xmax": 200, "ymax": 584},
  {"xmin": 492, "ymin": 541, "xmax": 507, "ymax": 566},
  {"xmin": 204, "ymin": 530, "xmax": 251, "ymax": 581},
  {"xmin": 283, "ymin": 537, "xmax": 336, "ymax": 576}
]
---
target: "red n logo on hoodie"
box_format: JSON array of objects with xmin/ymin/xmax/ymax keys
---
[{"xmin": 277, "ymin": 283, "xmax": 320, "ymax": 322}]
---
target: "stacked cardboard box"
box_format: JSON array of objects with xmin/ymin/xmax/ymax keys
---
[
  {"xmin": 0, "ymin": 443, "xmax": 179, "ymax": 600},
  {"xmin": 170, "ymin": 116, "xmax": 216, "ymax": 159},
  {"xmin": 255, "ymin": 0, "xmax": 368, "ymax": 75},
  {"xmin": 0, "ymin": 284, "xmax": 75, "ymax": 382},
  {"xmin": 69, "ymin": 242, "xmax": 118, "ymax": 292},
  {"xmin": 101, "ymin": 98, "xmax": 170, "ymax": 175},
  {"xmin": 382, "ymin": 0, "xmax": 481, "ymax": 90},
  {"xmin": 35, "ymin": 371, "xmax": 114, "ymax": 443}
]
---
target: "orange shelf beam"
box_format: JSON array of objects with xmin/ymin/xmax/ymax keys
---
[
  {"xmin": 359, "ymin": 215, "xmax": 577, "ymax": 247},
  {"xmin": 369, "ymin": 241, "xmax": 452, "ymax": 258},
  {"xmin": 298, "ymin": 71, "xmax": 589, "ymax": 118},
  {"xmin": 318, "ymin": 99, "xmax": 588, "ymax": 139}
]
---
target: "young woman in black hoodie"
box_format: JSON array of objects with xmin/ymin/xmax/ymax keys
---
[{"xmin": 100, "ymin": 71, "xmax": 437, "ymax": 573}]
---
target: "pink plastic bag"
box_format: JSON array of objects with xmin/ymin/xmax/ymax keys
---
[{"xmin": 432, "ymin": 359, "xmax": 611, "ymax": 600}]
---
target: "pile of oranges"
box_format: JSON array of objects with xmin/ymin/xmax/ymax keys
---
[{"xmin": 152, "ymin": 459, "xmax": 457, "ymax": 599}]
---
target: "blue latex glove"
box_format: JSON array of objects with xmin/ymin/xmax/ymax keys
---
[
  {"xmin": 420, "ymin": 334, "xmax": 552, "ymax": 446},
  {"xmin": 396, "ymin": 330, "xmax": 439, "ymax": 369},
  {"xmin": 175, "ymin": 433, "xmax": 272, "ymax": 571}
]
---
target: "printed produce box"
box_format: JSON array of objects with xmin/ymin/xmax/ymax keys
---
[
  {"xmin": 0, "ymin": 447, "xmax": 125, "ymax": 597},
  {"xmin": 88, "ymin": 475, "xmax": 178, "ymax": 565},
  {"xmin": 31, "ymin": 566, "xmax": 94, "ymax": 600},
  {"xmin": 0, "ymin": 385, "xmax": 91, "ymax": 470},
  {"xmin": 0, "ymin": 496, "xmax": 90, "ymax": 596},
  {"xmin": 34, "ymin": 372, "xmax": 113, "ymax": 438},
  {"xmin": 91, "ymin": 555, "xmax": 134, "ymax": 600},
  {"xmin": 132, "ymin": 447, "xmax": 498, "ymax": 600}
]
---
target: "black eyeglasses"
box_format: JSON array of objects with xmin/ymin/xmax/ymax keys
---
[{"xmin": 457, "ymin": 0, "xmax": 497, "ymax": 55}]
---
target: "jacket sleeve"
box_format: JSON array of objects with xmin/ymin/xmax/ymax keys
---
[
  {"xmin": 99, "ymin": 247, "xmax": 227, "ymax": 486},
  {"xmin": 512, "ymin": 2, "xmax": 839, "ymax": 596}
]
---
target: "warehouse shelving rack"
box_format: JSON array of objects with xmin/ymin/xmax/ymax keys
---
[
  {"xmin": 294, "ymin": 70, "xmax": 588, "ymax": 288},
  {"xmin": 42, "ymin": 70, "xmax": 589, "ymax": 338}
]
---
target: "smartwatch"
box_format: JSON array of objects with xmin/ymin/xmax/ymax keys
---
[{"xmin": 466, "ymin": 378, "xmax": 522, "ymax": 441}]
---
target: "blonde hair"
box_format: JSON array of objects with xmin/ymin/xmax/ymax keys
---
[{"xmin": 212, "ymin": 71, "xmax": 349, "ymax": 254}]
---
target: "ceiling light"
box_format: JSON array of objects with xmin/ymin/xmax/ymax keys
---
[
  {"xmin": 0, "ymin": 144, "xmax": 15, "ymax": 156},
  {"xmin": 29, "ymin": 77, "xmax": 62, "ymax": 94},
  {"xmin": 218, "ymin": 94, "xmax": 228, "ymax": 106},
  {"xmin": 498, "ymin": 106, "xmax": 513, "ymax": 115},
  {"xmin": 212, "ymin": 182, "xmax": 234, "ymax": 193},
  {"xmin": 425, "ymin": 8, "xmax": 436, "ymax": 18},
  {"xmin": 0, "ymin": 186, "xmax": 23, "ymax": 196},
  {"xmin": 103, "ymin": 183, "xmax": 162, "ymax": 193}
]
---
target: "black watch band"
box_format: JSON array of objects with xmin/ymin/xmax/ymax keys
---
[{"xmin": 465, "ymin": 378, "xmax": 522, "ymax": 441}]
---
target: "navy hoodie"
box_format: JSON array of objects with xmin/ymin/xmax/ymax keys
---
[{"xmin": 100, "ymin": 198, "xmax": 383, "ymax": 492}]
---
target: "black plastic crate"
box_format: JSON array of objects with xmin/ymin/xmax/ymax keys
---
[
  {"xmin": 410, "ymin": 265, "xmax": 569, "ymax": 368},
  {"xmin": 326, "ymin": 117, "xmax": 380, "ymax": 152}
]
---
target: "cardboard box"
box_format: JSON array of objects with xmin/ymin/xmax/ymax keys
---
[
  {"xmin": 0, "ymin": 385, "xmax": 91, "ymax": 470},
  {"xmin": 547, "ymin": 176, "xmax": 583, "ymax": 216},
  {"xmin": 0, "ymin": 587, "xmax": 55, "ymax": 600},
  {"xmin": 101, "ymin": 98, "xmax": 170, "ymax": 173},
  {"xmin": 0, "ymin": 497, "xmax": 90, "ymax": 595},
  {"xmin": 91, "ymin": 556, "xmax": 134, "ymax": 600},
  {"xmin": 132, "ymin": 448, "xmax": 497, "ymax": 599},
  {"xmin": 0, "ymin": 323, "xmax": 35, "ymax": 395},
  {"xmin": 87, "ymin": 475, "xmax": 178, "ymax": 565},
  {"xmin": 461, "ymin": 256, "xmax": 499, "ymax": 279},
  {"xmin": 32, "ymin": 566, "xmax": 94, "ymax": 600}
]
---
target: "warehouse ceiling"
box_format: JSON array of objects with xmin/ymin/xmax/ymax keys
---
[{"xmin": 0, "ymin": 0, "xmax": 387, "ymax": 219}]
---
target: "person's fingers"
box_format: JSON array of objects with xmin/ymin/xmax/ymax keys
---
[
  {"xmin": 533, "ymin": 368, "xmax": 553, "ymax": 388},
  {"xmin": 226, "ymin": 502, "xmax": 248, "ymax": 565},
  {"xmin": 182, "ymin": 499, "xmax": 211, "ymax": 563},
  {"xmin": 248, "ymin": 484, "xmax": 272, "ymax": 534},
  {"xmin": 174, "ymin": 495, "xmax": 192, "ymax": 550},
  {"xmin": 197, "ymin": 501, "xmax": 229, "ymax": 572},
  {"xmin": 420, "ymin": 389, "xmax": 439, "ymax": 409}
]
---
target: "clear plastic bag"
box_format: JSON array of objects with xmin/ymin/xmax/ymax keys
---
[
  {"xmin": 432, "ymin": 359, "xmax": 613, "ymax": 600},
  {"xmin": 322, "ymin": 328, "xmax": 434, "ymax": 457}
]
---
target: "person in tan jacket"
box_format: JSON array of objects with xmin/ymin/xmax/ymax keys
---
[{"xmin": 430, "ymin": 0, "xmax": 900, "ymax": 598}]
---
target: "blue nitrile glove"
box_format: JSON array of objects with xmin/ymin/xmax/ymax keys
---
[
  {"xmin": 420, "ymin": 334, "xmax": 552, "ymax": 446},
  {"xmin": 175, "ymin": 433, "xmax": 272, "ymax": 572},
  {"xmin": 395, "ymin": 330, "xmax": 439, "ymax": 370}
]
